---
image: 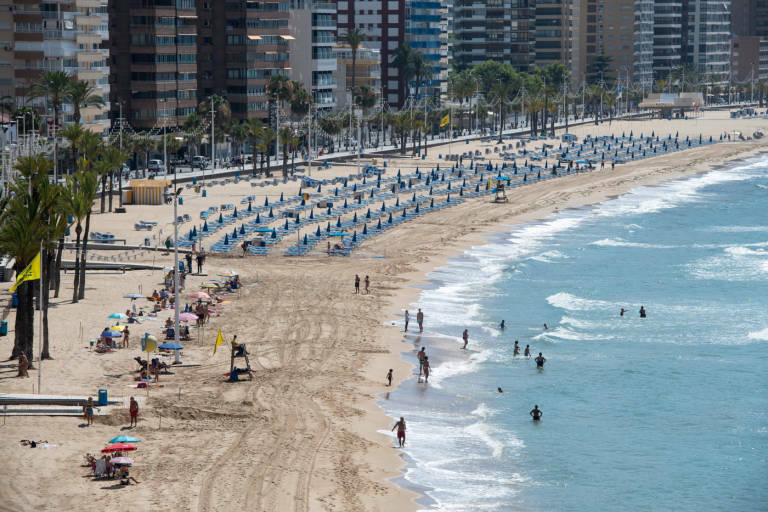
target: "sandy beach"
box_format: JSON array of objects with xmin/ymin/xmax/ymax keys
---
[{"xmin": 1, "ymin": 110, "xmax": 767, "ymax": 511}]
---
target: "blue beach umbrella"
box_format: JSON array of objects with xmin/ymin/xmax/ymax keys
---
[
  {"xmin": 415, "ymin": 204, "xmax": 420, "ymax": 213},
  {"xmin": 430, "ymin": 198, "xmax": 434, "ymax": 208},
  {"xmin": 363, "ymin": 224, "xmax": 368, "ymax": 235},
  {"xmin": 158, "ymin": 342, "xmax": 184, "ymax": 350},
  {"xmin": 326, "ymin": 222, "xmax": 331, "ymax": 233},
  {"xmin": 303, "ymin": 234, "xmax": 308, "ymax": 245},
  {"xmin": 352, "ymin": 232, "xmax": 357, "ymax": 243},
  {"xmin": 317, "ymin": 184, "xmax": 322, "ymax": 193},
  {"xmin": 101, "ymin": 330, "xmax": 122, "ymax": 338},
  {"xmin": 271, "ymin": 229, "xmax": 277, "ymax": 239},
  {"xmin": 268, "ymin": 208, "xmax": 274, "ymax": 218},
  {"xmin": 366, "ymin": 208, "xmax": 371, "ymax": 219},
  {"xmin": 402, "ymin": 208, "xmax": 407, "ymax": 218},
  {"xmin": 336, "ymin": 217, "xmax": 342, "ymax": 227},
  {"xmin": 284, "ymin": 219, "xmax": 289, "ymax": 229},
  {"xmin": 295, "ymin": 214, "xmax": 301, "ymax": 224},
  {"xmin": 353, "ymin": 212, "xmax": 358, "ymax": 223},
  {"xmin": 315, "ymin": 226, "xmax": 321, "ymax": 236},
  {"xmin": 381, "ymin": 201, "xmax": 386, "ymax": 212},
  {"xmin": 395, "ymin": 197, "xmax": 400, "ymax": 207},
  {"xmin": 108, "ymin": 435, "xmax": 140, "ymax": 444},
  {"xmin": 202, "ymin": 221, "xmax": 209, "ymax": 232},
  {"xmin": 377, "ymin": 219, "xmax": 382, "ymax": 229},
  {"xmin": 247, "ymin": 202, "xmax": 252, "ymax": 212},
  {"xmin": 343, "ymin": 198, "xmax": 348, "ymax": 208},
  {"xmin": 387, "ymin": 213, "xmax": 393, "ymax": 224},
  {"xmin": 218, "ymin": 213, "xmax": 223, "ymax": 223},
  {"xmin": 254, "ymin": 214, "xmax": 261, "ymax": 224},
  {"xmin": 224, "ymin": 234, "xmax": 229, "ymax": 245},
  {"xmin": 239, "ymin": 225, "xmax": 245, "ymax": 235},
  {"xmin": 264, "ymin": 197, "xmax": 269, "ymax": 206},
  {"xmin": 280, "ymin": 192, "xmax": 284, "ymax": 201},
  {"xmin": 233, "ymin": 208, "xmax": 238, "ymax": 218},
  {"xmin": 309, "ymin": 209, "xmax": 315, "ymax": 220}
]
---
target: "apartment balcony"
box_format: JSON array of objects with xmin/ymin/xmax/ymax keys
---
[
  {"xmin": 76, "ymin": 51, "xmax": 104, "ymax": 64},
  {"xmin": 75, "ymin": 0, "xmax": 103, "ymax": 7},
  {"xmin": 75, "ymin": 15, "xmax": 101, "ymax": 27},
  {"xmin": 76, "ymin": 33, "xmax": 103, "ymax": 45},
  {"xmin": 77, "ymin": 68, "xmax": 105, "ymax": 81},
  {"xmin": 312, "ymin": 2, "xmax": 337, "ymax": 11}
]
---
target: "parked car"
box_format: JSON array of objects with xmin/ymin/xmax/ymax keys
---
[
  {"xmin": 148, "ymin": 159, "xmax": 165, "ymax": 173},
  {"xmin": 192, "ymin": 156, "xmax": 209, "ymax": 169}
]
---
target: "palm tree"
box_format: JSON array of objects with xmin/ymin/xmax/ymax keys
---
[
  {"xmin": 355, "ymin": 85, "xmax": 377, "ymax": 145},
  {"xmin": 199, "ymin": 95, "xmax": 232, "ymax": 163},
  {"xmin": 229, "ymin": 121, "xmax": 249, "ymax": 170},
  {"xmin": 245, "ymin": 118, "xmax": 264, "ymax": 175},
  {"xmin": 278, "ymin": 127, "xmax": 292, "ymax": 177},
  {"xmin": 130, "ymin": 134, "xmax": 153, "ymax": 176},
  {"xmin": 259, "ymin": 127, "xmax": 276, "ymax": 176},
  {"xmin": 65, "ymin": 80, "xmax": 104, "ymax": 125},
  {"xmin": 182, "ymin": 112, "xmax": 204, "ymax": 159},
  {"xmin": 59, "ymin": 123, "xmax": 87, "ymax": 174},
  {"xmin": 30, "ymin": 71, "xmax": 72, "ymax": 176},
  {"xmin": 267, "ymin": 76, "xmax": 296, "ymax": 159},
  {"xmin": 345, "ymin": 29, "xmax": 365, "ymax": 96}
]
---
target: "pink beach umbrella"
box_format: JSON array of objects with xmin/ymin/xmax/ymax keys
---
[
  {"xmin": 178, "ymin": 312, "xmax": 199, "ymax": 322},
  {"xmin": 188, "ymin": 292, "xmax": 211, "ymax": 301}
]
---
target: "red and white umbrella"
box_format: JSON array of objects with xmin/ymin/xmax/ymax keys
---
[{"xmin": 101, "ymin": 442, "xmax": 138, "ymax": 453}]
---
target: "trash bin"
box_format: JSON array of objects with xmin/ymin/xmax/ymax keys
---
[
  {"xmin": 0, "ymin": 321, "xmax": 7, "ymax": 336},
  {"xmin": 97, "ymin": 388, "xmax": 108, "ymax": 406},
  {"xmin": 202, "ymin": 189, "xmax": 207, "ymax": 197},
  {"xmin": 144, "ymin": 237, "xmax": 150, "ymax": 247},
  {"xmin": 178, "ymin": 197, "xmax": 183, "ymax": 205},
  {"xmin": 192, "ymin": 177, "xmax": 197, "ymax": 185}
]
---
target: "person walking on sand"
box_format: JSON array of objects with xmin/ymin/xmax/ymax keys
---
[
  {"xmin": 462, "ymin": 329, "xmax": 469, "ymax": 350},
  {"xmin": 392, "ymin": 417, "xmax": 407, "ymax": 447},
  {"xmin": 129, "ymin": 397, "xmax": 139, "ymax": 427},
  {"xmin": 422, "ymin": 356, "xmax": 430, "ymax": 383},
  {"xmin": 185, "ymin": 252, "xmax": 193, "ymax": 274},
  {"xmin": 84, "ymin": 396, "xmax": 94, "ymax": 426},
  {"xmin": 386, "ymin": 369, "xmax": 393, "ymax": 386},
  {"xmin": 195, "ymin": 251, "xmax": 203, "ymax": 274},
  {"xmin": 354, "ymin": 274, "xmax": 360, "ymax": 294},
  {"xmin": 530, "ymin": 405, "xmax": 542, "ymax": 421},
  {"xmin": 404, "ymin": 310, "xmax": 410, "ymax": 332},
  {"xmin": 123, "ymin": 326, "xmax": 130, "ymax": 349},
  {"xmin": 17, "ymin": 353, "xmax": 29, "ymax": 378},
  {"xmin": 417, "ymin": 347, "xmax": 426, "ymax": 375},
  {"xmin": 417, "ymin": 309, "xmax": 424, "ymax": 333},
  {"xmin": 364, "ymin": 275, "xmax": 370, "ymax": 294}
]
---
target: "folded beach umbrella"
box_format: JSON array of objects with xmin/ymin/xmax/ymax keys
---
[
  {"xmin": 284, "ymin": 219, "xmax": 289, "ymax": 229},
  {"xmin": 192, "ymin": 226, "xmax": 198, "ymax": 236},
  {"xmin": 387, "ymin": 213, "xmax": 393, "ymax": 224},
  {"xmin": 108, "ymin": 313, "xmax": 128, "ymax": 320},
  {"xmin": 395, "ymin": 197, "xmax": 400, "ymax": 207},
  {"xmin": 268, "ymin": 207, "xmax": 274, "ymax": 218},
  {"xmin": 316, "ymin": 226, "xmax": 321, "ymax": 237},
  {"xmin": 343, "ymin": 198, "xmax": 348, "ymax": 208},
  {"xmin": 336, "ymin": 217, "xmax": 342, "ymax": 227},
  {"xmin": 397, "ymin": 169, "xmax": 401, "ymax": 177},
  {"xmin": 429, "ymin": 186, "xmax": 433, "ymax": 195},
  {"xmin": 460, "ymin": 187, "xmax": 464, "ymax": 196},
  {"xmin": 327, "ymin": 206, "xmax": 332, "ymax": 215},
  {"xmin": 247, "ymin": 202, "xmax": 252, "ymax": 212},
  {"xmin": 309, "ymin": 209, "xmax": 315, "ymax": 220},
  {"xmin": 280, "ymin": 192, "xmax": 284, "ymax": 201},
  {"xmin": 202, "ymin": 221, "xmax": 209, "ymax": 232},
  {"xmin": 301, "ymin": 198, "xmax": 306, "ymax": 206},
  {"xmin": 254, "ymin": 214, "xmax": 260, "ymax": 224},
  {"xmin": 239, "ymin": 225, "xmax": 245, "ymax": 235},
  {"xmin": 377, "ymin": 219, "xmax": 382, "ymax": 229},
  {"xmin": 326, "ymin": 222, "xmax": 331, "ymax": 233},
  {"xmin": 303, "ymin": 234, "xmax": 308, "ymax": 245},
  {"xmin": 353, "ymin": 212, "xmax": 358, "ymax": 223},
  {"xmin": 366, "ymin": 208, "xmax": 371, "ymax": 219},
  {"xmin": 369, "ymin": 189, "xmax": 374, "ymax": 198},
  {"xmin": 295, "ymin": 214, "xmax": 300, "ymax": 225},
  {"xmin": 352, "ymin": 232, "xmax": 357, "ymax": 242},
  {"xmin": 402, "ymin": 208, "xmax": 407, "ymax": 218},
  {"xmin": 264, "ymin": 197, "xmax": 269, "ymax": 206},
  {"xmin": 344, "ymin": 178, "xmax": 348, "ymax": 187},
  {"xmin": 271, "ymin": 229, "xmax": 277, "ymax": 239},
  {"xmin": 447, "ymin": 182, "xmax": 451, "ymax": 191},
  {"xmin": 426, "ymin": 177, "xmax": 431, "ymax": 185},
  {"xmin": 446, "ymin": 194, "xmax": 451, "ymax": 203},
  {"xmin": 430, "ymin": 198, "xmax": 434, "ymax": 208},
  {"xmin": 317, "ymin": 184, "xmax": 322, "ymax": 193},
  {"xmin": 415, "ymin": 204, "xmax": 420, "ymax": 214},
  {"xmin": 108, "ymin": 435, "xmax": 140, "ymax": 444},
  {"xmin": 381, "ymin": 201, "xmax": 386, "ymax": 212},
  {"xmin": 334, "ymin": 187, "xmax": 339, "ymax": 196},
  {"xmin": 233, "ymin": 208, "xmax": 238, "ymax": 218},
  {"xmin": 231, "ymin": 228, "xmax": 238, "ymax": 239},
  {"xmin": 224, "ymin": 234, "xmax": 230, "ymax": 245},
  {"xmin": 363, "ymin": 224, "xmax": 368, "ymax": 235},
  {"xmin": 218, "ymin": 213, "xmax": 223, "ymax": 223}
]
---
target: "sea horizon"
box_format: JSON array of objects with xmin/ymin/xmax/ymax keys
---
[{"xmin": 382, "ymin": 153, "xmax": 768, "ymax": 511}]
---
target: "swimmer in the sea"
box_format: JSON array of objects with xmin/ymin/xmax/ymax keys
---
[
  {"xmin": 524, "ymin": 344, "xmax": 531, "ymax": 358},
  {"xmin": 530, "ymin": 405, "xmax": 542, "ymax": 421},
  {"xmin": 535, "ymin": 352, "xmax": 546, "ymax": 368},
  {"xmin": 513, "ymin": 340, "xmax": 520, "ymax": 356},
  {"xmin": 500, "ymin": 320, "xmax": 505, "ymax": 330},
  {"xmin": 543, "ymin": 323, "xmax": 548, "ymax": 330},
  {"xmin": 639, "ymin": 305, "xmax": 647, "ymax": 318},
  {"xmin": 620, "ymin": 308, "xmax": 627, "ymax": 317}
]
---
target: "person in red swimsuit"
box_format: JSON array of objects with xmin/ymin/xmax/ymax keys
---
[{"xmin": 392, "ymin": 417, "xmax": 406, "ymax": 447}]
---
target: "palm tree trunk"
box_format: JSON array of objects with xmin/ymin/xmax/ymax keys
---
[
  {"xmin": 282, "ymin": 148, "xmax": 288, "ymax": 178},
  {"xmin": 54, "ymin": 238, "xmax": 64, "ymax": 297},
  {"xmin": 108, "ymin": 172, "xmax": 114, "ymax": 212},
  {"xmin": 100, "ymin": 174, "xmax": 107, "ymax": 213},
  {"xmin": 78, "ymin": 210, "xmax": 92, "ymax": 300},
  {"xmin": 72, "ymin": 227, "xmax": 82, "ymax": 304},
  {"xmin": 41, "ymin": 249, "xmax": 53, "ymax": 359},
  {"xmin": 11, "ymin": 278, "xmax": 35, "ymax": 364}
]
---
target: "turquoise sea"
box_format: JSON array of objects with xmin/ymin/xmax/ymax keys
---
[{"xmin": 383, "ymin": 155, "xmax": 768, "ymax": 511}]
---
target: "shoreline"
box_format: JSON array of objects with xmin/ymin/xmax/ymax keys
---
[
  {"xmin": 2, "ymin": 111, "xmax": 768, "ymax": 510},
  {"xmin": 366, "ymin": 141, "xmax": 768, "ymax": 510}
]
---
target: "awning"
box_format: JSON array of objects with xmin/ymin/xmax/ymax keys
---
[
  {"xmin": 247, "ymin": 35, "xmax": 262, "ymax": 40},
  {"xmin": 280, "ymin": 35, "xmax": 296, "ymax": 40}
]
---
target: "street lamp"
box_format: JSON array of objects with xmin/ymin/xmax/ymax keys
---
[{"xmin": 171, "ymin": 163, "xmax": 182, "ymax": 365}]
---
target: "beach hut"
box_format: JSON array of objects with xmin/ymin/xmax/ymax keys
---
[{"xmin": 128, "ymin": 179, "xmax": 171, "ymax": 205}]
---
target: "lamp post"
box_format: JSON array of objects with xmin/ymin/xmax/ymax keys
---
[{"xmin": 172, "ymin": 163, "xmax": 181, "ymax": 364}]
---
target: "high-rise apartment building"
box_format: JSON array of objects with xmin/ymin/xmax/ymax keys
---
[
  {"xmin": 652, "ymin": 0, "xmax": 683, "ymax": 79},
  {"xmin": 453, "ymin": 0, "xmax": 534, "ymax": 72},
  {"xmin": 336, "ymin": 0, "xmax": 406, "ymax": 107},
  {"xmin": 11, "ymin": 0, "xmax": 110, "ymax": 132},
  {"xmin": 0, "ymin": 1, "xmax": 14, "ymax": 99},
  {"xmin": 731, "ymin": 0, "xmax": 756, "ymax": 36},
  {"xmin": 289, "ymin": 0, "xmax": 337, "ymax": 113},
  {"xmin": 633, "ymin": 0, "xmax": 654, "ymax": 88},
  {"xmin": 109, "ymin": 0, "xmax": 291, "ymax": 130},
  {"xmin": 333, "ymin": 43, "xmax": 380, "ymax": 109},
  {"xmin": 109, "ymin": 0, "xmax": 198, "ymax": 131},
  {"xmin": 405, "ymin": 0, "xmax": 447, "ymax": 101}
]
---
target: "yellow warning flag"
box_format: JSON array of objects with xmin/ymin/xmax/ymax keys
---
[
  {"xmin": 212, "ymin": 329, "xmax": 225, "ymax": 356},
  {"xmin": 144, "ymin": 337, "xmax": 157, "ymax": 354},
  {"xmin": 440, "ymin": 114, "xmax": 450, "ymax": 128},
  {"xmin": 302, "ymin": 193, "xmax": 310, "ymax": 200},
  {"xmin": 9, "ymin": 252, "xmax": 41, "ymax": 293},
  {"xmin": 488, "ymin": 178, "xmax": 494, "ymax": 189}
]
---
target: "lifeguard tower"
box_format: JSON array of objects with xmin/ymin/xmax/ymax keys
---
[
  {"xmin": 230, "ymin": 343, "xmax": 254, "ymax": 381},
  {"xmin": 494, "ymin": 178, "xmax": 509, "ymax": 203}
]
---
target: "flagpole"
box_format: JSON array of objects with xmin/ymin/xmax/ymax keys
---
[{"xmin": 38, "ymin": 243, "xmax": 43, "ymax": 394}]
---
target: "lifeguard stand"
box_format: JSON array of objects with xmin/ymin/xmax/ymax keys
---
[
  {"xmin": 494, "ymin": 182, "xmax": 509, "ymax": 203},
  {"xmin": 230, "ymin": 344, "xmax": 254, "ymax": 381}
]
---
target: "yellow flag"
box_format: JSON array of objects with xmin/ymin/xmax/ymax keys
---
[
  {"xmin": 213, "ymin": 329, "xmax": 225, "ymax": 356},
  {"xmin": 9, "ymin": 252, "xmax": 41, "ymax": 293},
  {"xmin": 489, "ymin": 178, "xmax": 494, "ymax": 189},
  {"xmin": 144, "ymin": 337, "xmax": 157, "ymax": 354},
  {"xmin": 440, "ymin": 114, "xmax": 450, "ymax": 128}
]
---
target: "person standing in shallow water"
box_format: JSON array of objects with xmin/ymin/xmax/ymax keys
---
[
  {"xmin": 404, "ymin": 310, "xmax": 410, "ymax": 332},
  {"xmin": 513, "ymin": 341, "xmax": 520, "ymax": 356},
  {"xmin": 530, "ymin": 405, "xmax": 542, "ymax": 421},
  {"xmin": 462, "ymin": 329, "xmax": 469, "ymax": 349},
  {"xmin": 639, "ymin": 305, "xmax": 647, "ymax": 318},
  {"xmin": 417, "ymin": 309, "xmax": 424, "ymax": 332},
  {"xmin": 392, "ymin": 417, "xmax": 406, "ymax": 447},
  {"xmin": 386, "ymin": 369, "xmax": 393, "ymax": 386},
  {"xmin": 524, "ymin": 344, "xmax": 531, "ymax": 358}
]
